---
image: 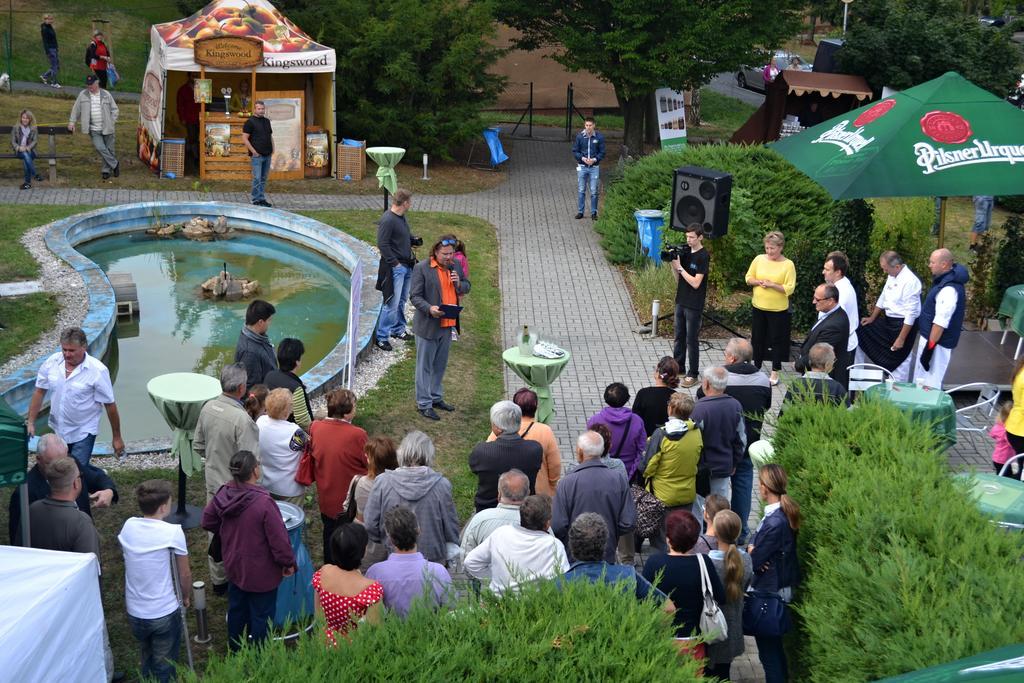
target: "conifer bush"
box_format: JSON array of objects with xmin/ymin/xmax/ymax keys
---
[
  {"xmin": 184, "ymin": 579, "xmax": 703, "ymax": 681},
  {"xmin": 770, "ymin": 398, "xmax": 1024, "ymax": 682}
]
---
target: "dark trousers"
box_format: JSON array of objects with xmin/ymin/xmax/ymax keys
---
[
  {"xmin": 322, "ymin": 512, "xmax": 340, "ymax": 566},
  {"xmin": 93, "ymin": 68, "xmax": 108, "ymax": 89},
  {"xmin": 673, "ymin": 304, "xmax": 702, "ymax": 378},
  {"xmin": 128, "ymin": 611, "xmax": 181, "ymax": 683},
  {"xmin": 227, "ymin": 583, "xmax": 278, "ymax": 651},
  {"xmin": 751, "ymin": 307, "xmax": 791, "ymax": 372},
  {"xmin": 1004, "ymin": 432, "xmax": 1024, "ymax": 477},
  {"xmin": 706, "ymin": 662, "xmax": 731, "ymax": 681},
  {"xmin": 731, "ymin": 455, "xmax": 754, "ymax": 544},
  {"xmin": 755, "ymin": 634, "xmax": 789, "ymax": 682}
]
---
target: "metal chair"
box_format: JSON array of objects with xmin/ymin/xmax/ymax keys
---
[
  {"xmin": 847, "ymin": 363, "xmax": 893, "ymax": 393},
  {"xmin": 944, "ymin": 382, "xmax": 1000, "ymax": 434},
  {"xmin": 997, "ymin": 453, "xmax": 1024, "ymax": 480}
]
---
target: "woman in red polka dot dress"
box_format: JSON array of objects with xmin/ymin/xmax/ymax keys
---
[{"xmin": 313, "ymin": 522, "xmax": 383, "ymax": 645}]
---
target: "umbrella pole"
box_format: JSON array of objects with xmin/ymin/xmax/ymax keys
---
[{"xmin": 938, "ymin": 196, "xmax": 947, "ymax": 248}]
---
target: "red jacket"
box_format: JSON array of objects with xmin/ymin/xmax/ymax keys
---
[
  {"xmin": 177, "ymin": 82, "xmax": 200, "ymax": 125},
  {"xmin": 309, "ymin": 419, "xmax": 368, "ymax": 518},
  {"xmin": 202, "ymin": 482, "xmax": 295, "ymax": 592}
]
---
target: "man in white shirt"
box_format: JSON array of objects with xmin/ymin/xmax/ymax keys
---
[
  {"xmin": 27, "ymin": 326, "xmax": 124, "ymax": 466},
  {"xmin": 464, "ymin": 494, "xmax": 569, "ymax": 595},
  {"xmin": 460, "ymin": 469, "xmax": 529, "ymax": 556},
  {"xmin": 914, "ymin": 249, "xmax": 969, "ymax": 389},
  {"xmin": 118, "ymin": 479, "xmax": 190, "ymax": 683},
  {"xmin": 822, "ymin": 251, "xmax": 859, "ymax": 387},
  {"xmin": 856, "ymin": 251, "xmax": 922, "ymax": 382}
]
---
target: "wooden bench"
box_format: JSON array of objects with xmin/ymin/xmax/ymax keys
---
[{"xmin": 0, "ymin": 125, "xmax": 72, "ymax": 182}]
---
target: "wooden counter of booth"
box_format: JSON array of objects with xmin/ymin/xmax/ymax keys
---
[{"xmin": 194, "ymin": 37, "xmax": 305, "ymax": 181}]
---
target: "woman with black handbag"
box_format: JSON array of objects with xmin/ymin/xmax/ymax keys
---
[{"xmin": 746, "ymin": 464, "xmax": 801, "ymax": 683}]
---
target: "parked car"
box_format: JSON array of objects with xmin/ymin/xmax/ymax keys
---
[{"xmin": 736, "ymin": 51, "xmax": 812, "ymax": 92}]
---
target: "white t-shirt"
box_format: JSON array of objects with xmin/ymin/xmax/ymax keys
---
[
  {"xmin": 875, "ymin": 265, "xmax": 922, "ymax": 325},
  {"xmin": 256, "ymin": 415, "xmax": 307, "ymax": 497},
  {"xmin": 117, "ymin": 517, "xmax": 188, "ymax": 619},
  {"xmin": 35, "ymin": 351, "xmax": 115, "ymax": 445},
  {"xmin": 463, "ymin": 524, "xmax": 568, "ymax": 595}
]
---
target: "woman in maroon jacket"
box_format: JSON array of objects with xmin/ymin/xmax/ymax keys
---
[{"xmin": 202, "ymin": 450, "xmax": 296, "ymax": 650}]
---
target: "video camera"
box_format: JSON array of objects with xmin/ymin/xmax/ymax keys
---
[{"xmin": 660, "ymin": 244, "xmax": 691, "ymax": 263}]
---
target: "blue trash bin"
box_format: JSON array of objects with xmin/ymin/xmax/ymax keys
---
[
  {"xmin": 635, "ymin": 210, "xmax": 665, "ymax": 263},
  {"xmin": 274, "ymin": 501, "xmax": 315, "ymax": 628}
]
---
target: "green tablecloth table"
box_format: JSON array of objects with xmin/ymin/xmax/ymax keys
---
[
  {"xmin": 147, "ymin": 372, "xmax": 222, "ymax": 528},
  {"xmin": 365, "ymin": 146, "xmax": 406, "ymax": 195},
  {"xmin": 954, "ymin": 472, "xmax": 1024, "ymax": 530},
  {"xmin": 865, "ymin": 382, "xmax": 956, "ymax": 449},
  {"xmin": 501, "ymin": 347, "xmax": 571, "ymax": 424},
  {"xmin": 997, "ymin": 284, "xmax": 1024, "ymax": 349}
]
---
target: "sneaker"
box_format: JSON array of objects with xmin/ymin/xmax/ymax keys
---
[
  {"xmin": 40, "ymin": 75, "xmax": 48, "ymax": 85},
  {"xmin": 102, "ymin": 172, "xmax": 110, "ymax": 180},
  {"xmin": 20, "ymin": 183, "xmax": 30, "ymax": 190},
  {"xmin": 433, "ymin": 400, "xmax": 456, "ymax": 412},
  {"xmin": 374, "ymin": 339, "xmax": 393, "ymax": 352},
  {"xmin": 391, "ymin": 331, "xmax": 413, "ymax": 341},
  {"xmin": 51, "ymin": 82, "xmax": 61, "ymax": 89},
  {"xmin": 681, "ymin": 375, "xmax": 698, "ymax": 388},
  {"xmin": 112, "ymin": 163, "xmax": 120, "ymax": 178},
  {"xmin": 591, "ymin": 213, "xmax": 598, "ymax": 220},
  {"xmin": 418, "ymin": 407, "xmax": 441, "ymax": 421},
  {"xmin": 574, "ymin": 212, "xmax": 584, "ymax": 219},
  {"xmin": 33, "ymin": 174, "xmax": 44, "ymax": 182}
]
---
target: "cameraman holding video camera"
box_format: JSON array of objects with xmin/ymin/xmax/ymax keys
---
[{"xmin": 669, "ymin": 224, "xmax": 709, "ymax": 388}]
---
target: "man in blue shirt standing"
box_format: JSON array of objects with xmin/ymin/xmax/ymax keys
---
[{"xmin": 572, "ymin": 117, "xmax": 605, "ymax": 220}]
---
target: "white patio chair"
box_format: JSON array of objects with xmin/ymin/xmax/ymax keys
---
[
  {"xmin": 997, "ymin": 453, "xmax": 1024, "ymax": 480},
  {"xmin": 944, "ymin": 383, "xmax": 1000, "ymax": 434},
  {"xmin": 847, "ymin": 363, "xmax": 893, "ymax": 393}
]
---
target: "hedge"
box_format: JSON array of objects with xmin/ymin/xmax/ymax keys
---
[
  {"xmin": 184, "ymin": 578, "xmax": 703, "ymax": 681},
  {"xmin": 770, "ymin": 398, "xmax": 1024, "ymax": 682},
  {"xmin": 595, "ymin": 145, "xmax": 870, "ymax": 330}
]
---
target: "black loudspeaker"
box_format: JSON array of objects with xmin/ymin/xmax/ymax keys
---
[{"xmin": 670, "ymin": 166, "xmax": 732, "ymax": 238}]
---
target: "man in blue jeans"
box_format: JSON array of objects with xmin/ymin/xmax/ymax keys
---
[
  {"xmin": 970, "ymin": 195, "xmax": 994, "ymax": 251},
  {"xmin": 375, "ymin": 189, "xmax": 419, "ymax": 351},
  {"xmin": 572, "ymin": 117, "xmax": 605, "ymax": 220},
  {"xmin": 242, "ymin": 101, "xmax": 273, "ymax": 207}
]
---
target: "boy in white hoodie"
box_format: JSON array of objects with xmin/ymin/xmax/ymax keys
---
[{"xmin": 117, "ymin": 480, "xmax": 190, "ymax": 683}]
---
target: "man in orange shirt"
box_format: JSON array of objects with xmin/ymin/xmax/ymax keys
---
[{"xmin": 409, "ymin": 236, "xmax": 471, "ymax": 420}]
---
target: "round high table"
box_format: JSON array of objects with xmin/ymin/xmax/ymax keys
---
[
  {"xmin": 147, "ymin": 372, "xmax": 222, "ymax": 529},
  {"xmin": 864, "ymin": 381, "xmax": 956, "ymax": 450},
  {"xmin": 501, "ymin": 346, "xmax": 571, "ymax": 424},
  {"xmin": 955, "ymin": 472, "xmax": 1024, "ymax": 531},
  {"xmin": 366, "ymin": 146, "xmax": 406, "ymax": 210}
]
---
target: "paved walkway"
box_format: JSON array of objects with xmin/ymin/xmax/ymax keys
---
[{"xmin": 2, "ymin": 134, "xmax": 993, "ymax": 682}]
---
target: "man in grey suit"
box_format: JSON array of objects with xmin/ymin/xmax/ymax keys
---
[{"xmin": 410, "ymin": 236, "xmax": 470, "ymax": 420}]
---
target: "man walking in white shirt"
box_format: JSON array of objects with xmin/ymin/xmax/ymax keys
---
[
  {"xmin": 464, "ymin": 494, "xmax": 568, "ymax": 594},
  {"xmin": 856, "ymin": 251, "xmax": 922, "ymax": 382},
  {"xmin": 27, "ymin": 326, "xmax": 124, "ymax": 466}
]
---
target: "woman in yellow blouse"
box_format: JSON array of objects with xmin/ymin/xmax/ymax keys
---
[
  {"xmin": 744, "ymin": 231, "xmax": 797, "ymax": 385},
  {"xmin": 1007, "ymin": 358, "xmax": 1024, "ymax": 456}
]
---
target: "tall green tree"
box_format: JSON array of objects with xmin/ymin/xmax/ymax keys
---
[
  {"xmin": 226, "ymin": 0, "xmax": 505, "ymax": 158},
  {"xmin": 838, "ymin": 0, "xmax": 1020, "ymax": 95},
  {"xmin": 496, "ymin": 0, "xmax": 803, "ymax": 154}
]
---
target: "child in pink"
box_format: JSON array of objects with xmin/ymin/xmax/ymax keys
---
[
  {"xmin": 991, "ymin": 401, "xmax": 1017, "ymax": 478},
  {"xmin": 452, "ymin": 237, "xmax": 469, "ymax": 282}
]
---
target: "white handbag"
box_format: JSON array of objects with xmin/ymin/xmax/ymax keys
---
[{"xmin": 697, "ymin": 554, "xmax": 729, "ymax": 644}]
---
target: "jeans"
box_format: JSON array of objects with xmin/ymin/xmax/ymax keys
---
[
  {"xmin": 42, "ymin": 48, "xmax": 60, "ymax": 83},
  {"xmin": 68, "ymin": 433, "xmax": 97, "ymax": 467},
  {"xmin": 972, "ymin": 195, "xmax": 994, "ymax": 233},
  {"xmin": 128, "ymin": 611, "xmax": 182, "ymax": 683},
  {"xmin": 673, "ymin": 304, "xmax": 702, "ymax": 378},
  {"xmin": 89, "ymin": 131, "xmax": 118, "ymax": 174},
  {"xmin": 377, "ymin": 264, "xmax": 411, "ymax": 341},
  {"xmin": 227, "ymin": 583, "xmax": 278, "ymax": 651},
  {"xmin": 755, "ymin": 634, "xmax": 789, "ymax": 683},
  {"xmin": 250, "ymin": 154, "xmax": 272, "ymax": 202},
  {"xmin": 17, "ymin": 150, "xmax": 37, "ymax": 184},
  {"xmin": 415, "ymin": 331, "xmax": 452, "ymax": 409},
  {"xmin": 577, "ymin": 165, "xmax": 599, "ymax": 214},
  {"xmin": 731, "ymin": 456, "xmax": 754, "ymax": 544}
]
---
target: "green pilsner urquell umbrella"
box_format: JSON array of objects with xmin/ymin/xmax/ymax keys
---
[{"xmin": 770, "ymin": 71, "xmax": 1024, "ymax": 200}]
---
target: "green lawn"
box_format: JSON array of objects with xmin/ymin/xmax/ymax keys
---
[{"xmin": 0, "ymin": 205, "xmax": 503, "ymax": 679}]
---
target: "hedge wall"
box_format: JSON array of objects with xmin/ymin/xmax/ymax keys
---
[
  {"xmin": 185, "ymin": 579, "xmax": 702, "ymax": 681},
  {"xmin": 771, "ymin": 398, "xmax": 1024, "ymax": 682},
  {"xmin": 595, "ymin": 146, "xmax": 861, "ymax": 330}
]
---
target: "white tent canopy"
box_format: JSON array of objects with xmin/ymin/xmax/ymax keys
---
[{"xmin": 0, "ymin": 547, "xmax": 107, "ymax": 682}]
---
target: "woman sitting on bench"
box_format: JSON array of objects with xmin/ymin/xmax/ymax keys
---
[{"xmin": 12, "ymin": 110, "xmax": 44, "ymax": 190}]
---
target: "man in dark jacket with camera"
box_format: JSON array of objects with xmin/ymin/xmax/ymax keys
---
[{"xmin": 375, "ymin": 188, "xmax": 421, "ymax": 352}]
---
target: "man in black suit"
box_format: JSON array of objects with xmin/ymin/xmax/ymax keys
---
[
  {"xmin": 410, "ymin": 235, "xmax": 470, "ymax": 420},
  {"xmin": 468, "ymin": 401, "xmax": 543, "ymax": 511},
  {"xmin": 795, "ymin": 283, "xmax": 850, "ymax": 387}
]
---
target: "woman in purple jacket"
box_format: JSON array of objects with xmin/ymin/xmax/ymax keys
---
[
  {"xmin": 586, "ymin": 382, "xmax": 647, "ymax": 481},
  {"xmin": 202, "ymin": 450, "xmax": 296, "ymax": 650}
]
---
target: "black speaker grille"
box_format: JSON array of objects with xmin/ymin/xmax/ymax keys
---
[
  {"xmin": 675, "ymin": 197, "xmax": 705, "ymax": 228},
  {"xmin": 698, "ymin": 180, "xmax": 716, "ymax": 200}
]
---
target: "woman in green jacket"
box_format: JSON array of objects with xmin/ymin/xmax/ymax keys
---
[{"xmin": 639, "ymin": 392, "xmax": 703, "ymax": 551}]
